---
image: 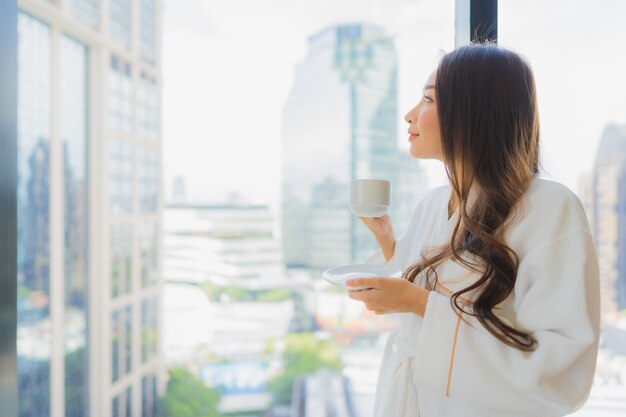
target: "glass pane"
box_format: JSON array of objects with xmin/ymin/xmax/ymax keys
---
[
  {"xmin": 499, "ymin": 1, "xmax": 626, "ymax": 415},
  {"xmin": 140, "ymin": 0, "xmax": 156, "ymax": 63},
  {"xmin": 111, "ymin": 0, "xmax": 131, "ymax": 49},
  {"xmin": 61, "ymin": 33, "xmax": 89, "ymax": 417},
  {"xmin": 139, "ymin": 72, "xmax": 159, "ymax": 141},
  {"xmin": 17, "ymin": 12, "xmax": 52, "ymax": 417},
  {"xmin": 125, "ymin": 305, "xmax": 132, "ymax": 375},
  {"xmin": 125, "ymin": 387, "xmax": 132, "ymax": 417},
  {"xmin": 112, "ymin": 395, "xmax": 119, "ymax": 417},
  {"xmin": 139, "ymin": 146, "xmax": 158, "ymax": 213},
  {"xmin": 112, "ymin": 311, "xmax": 119, "ymax": 383},
  {"xmin": 162, "ymin": 1, "xmax": 455, "ymax": 415},
  {"xmin": 140, "ymin": 221, "xmax": 157, "ymax": 287}
]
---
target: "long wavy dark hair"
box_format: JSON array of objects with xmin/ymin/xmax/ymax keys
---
[{"xmin": 404, "ymin": 42, "xmax": 542, "ymax": 351}]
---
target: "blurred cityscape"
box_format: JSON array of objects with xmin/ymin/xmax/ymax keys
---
[{"xmin": 13, "ymin": 1, "xmax": 626, "ymax": 417}]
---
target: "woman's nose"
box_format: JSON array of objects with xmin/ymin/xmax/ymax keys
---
[{"xmin": 405, "ymin": 105, "xmax": 419, "ymax": 124}]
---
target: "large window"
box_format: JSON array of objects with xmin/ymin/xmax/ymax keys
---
[
  {"xmin": 9, "ymin": 2, "xmax": 163, "ymax": 417},
  {"xmin": 162, "ymin": 1, "xmax": 454, "ymax": 415},
  {"xmin": 5, "ymin": 1, "xmax": 624, "ymax": 417},
  {"xmin": 499, "ymin": 1, "xmax": 626, "ymax": 414}
]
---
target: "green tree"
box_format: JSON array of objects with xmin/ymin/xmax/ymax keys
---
[
  {"xmin": 160, "ymin": 367, "xmax": 221, "ymax": 417},
  {"xmin": 256, "ymin": 288, "xmax": 292, "ymax": 302},
  {"xmin": 268, "ymin": 333, "xmax": 343, "ymax": 406}
]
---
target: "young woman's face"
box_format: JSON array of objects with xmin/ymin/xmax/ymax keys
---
[{"xmin": 404, "ymin": 69, "xmax": 444, "ymax": 162}]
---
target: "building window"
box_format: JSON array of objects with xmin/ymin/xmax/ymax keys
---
[
  {"xmin": 109, "ymin": 140, "xmax": 133, "ymax": 214},
  {"xmin": 72, "ymin": 0, "xmax": 100, "ymax": 29},
  {"xmin": 141, "ymin": 375, "xmax": 157, "ymax": 417},
  {"xmin": 111, "ymin": 223, "xmax": 133, "ymax": 298},
  {"xmin": 112, "ymin": 306, "xmax": 132, "ymax": 382},
  {"xmin": 125, "ymin": 387, "xmax": 132, "ymax": 417},
  {"xmin": 140, "ymin": 0, "xmax": 157, "ymax": 63},
  {"xmin": 139, "ymin": 146, "xmax": 158, "ymax": 213},
  {"xmin": 125, "ymin": 305, "xmax": 132, "ymax": 375},
  {"xmin": 110, "ymin": 0, "xmax": 131, "ymax": 49},
  {"xmin": 111, "ymin": 311, "xmax": 120, "ymax": 382},
  {"xmin": 109, "ymin": 55, "xmax": 133, "ymax": 133},
  {"xmin": 139, "ymin": 72, "xmax": 158, "ymax": 141},
  {"xmin": 112, "ymin": 395, "xmax": 119, "ymax": 417},
  {"xmin": 141, "ymin": 296, "xmax": 157, "ymax": 362},
  {"xmin": 140, "ymin": 221, "xmax": 158, "ymax": 287}
]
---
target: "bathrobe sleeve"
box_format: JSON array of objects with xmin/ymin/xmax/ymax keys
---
[{"xmin": 413, "ymin": 227, "xmax": 601, "ymax": 416}]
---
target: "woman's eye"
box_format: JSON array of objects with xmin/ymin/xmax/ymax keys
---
[{"xmin": 423, "ymin": 95, "xmax": 433, "ymax": 103}]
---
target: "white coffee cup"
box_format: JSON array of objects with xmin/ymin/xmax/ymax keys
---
[{"xmin": 348, "ymin": 179, "xmax": 391, "ymax": 217}]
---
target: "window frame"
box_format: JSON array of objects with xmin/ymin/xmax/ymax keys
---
[{"xmin": 0, "ymin": 0, "xmax": 18, "ymax": 416}]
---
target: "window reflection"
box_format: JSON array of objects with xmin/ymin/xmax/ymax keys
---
[
  {"xmin": 61, "ymin": 33, "xmax": 89, "ymax": 417},
  {"xmin": 17, "ymin": 12, "xmax": 52, "ymax": 417}
]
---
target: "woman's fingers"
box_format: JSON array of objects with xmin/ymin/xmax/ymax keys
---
[{"xmin": 345, "ymin": 277, "xmax": 382, "ymax": 289}]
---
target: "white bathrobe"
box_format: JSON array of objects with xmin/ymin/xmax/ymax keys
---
[{"xmin": 364, "ymin": 176, "xmax": 601, "ymax": 417}]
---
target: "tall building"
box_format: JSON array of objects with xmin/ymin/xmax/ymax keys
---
[
  {"xmin": 16, "ymin": 1, "xmax": 164, "ymax": 417},
  {"xmin": 281, "ymin": 23, "xmax": 429, "ymax": 272},
  {"xmin": 591, "ymin": 123, "xmax": 626, "ymax": 316}
]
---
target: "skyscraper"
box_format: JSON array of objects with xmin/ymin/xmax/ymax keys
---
[
  {"xmin": 16, "ymin": 2, "xmax": 163, "ymax": 416},
  {"xmin": 281, "ymin": 23, "xmax": 428, "ymax": 272},
  {"xmin": 590, "ymin": 123, "xmax": 626, "ymax": 316}
]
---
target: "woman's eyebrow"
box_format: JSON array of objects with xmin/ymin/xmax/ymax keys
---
[{"xmin": 423, "ymin": 84, "xmax": 436, "ymax": 92}]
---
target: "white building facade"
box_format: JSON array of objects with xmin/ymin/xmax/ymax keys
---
[
  {"xmin": 164, "ymin": 205, "xmax": 286, "ymax": 289},
  {"xmin": 16, "ymin": 1, "xmax": 164, "ymax": 416}
]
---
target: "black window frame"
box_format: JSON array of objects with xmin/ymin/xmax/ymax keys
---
[{"xmin": 0, "ymin": 0, "xmax": 18, "ymax": 416}]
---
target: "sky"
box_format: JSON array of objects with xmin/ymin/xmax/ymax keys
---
[{"xmin": 162, "ymin": 0, "xmax": 626, "ymax": 211}]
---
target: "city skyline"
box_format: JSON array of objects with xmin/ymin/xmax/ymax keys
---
[{"xmin": 163, "ymin": 0, "xmax": 626, "ymax": 209}]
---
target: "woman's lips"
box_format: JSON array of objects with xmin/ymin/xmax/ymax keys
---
[{"xmin": 409, "ymin": 134, "xmax": 419, "ymax": 141}]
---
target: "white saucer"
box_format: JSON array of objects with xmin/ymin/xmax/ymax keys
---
[{"xmin": 322, "ymin": 264, "xmax": 402, "ymax": 291}]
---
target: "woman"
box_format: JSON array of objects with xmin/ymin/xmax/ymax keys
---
[{"xmin": 346, "ymin": 43, "xmax": 601, "ymax": 417}]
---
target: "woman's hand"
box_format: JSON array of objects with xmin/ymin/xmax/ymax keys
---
[
  {"xmin": 346, "ymin": 277, "xmax": 430, "ymax": 317},
  {"xmin": 359, "ymin": 214, "xmax": 396, "ymax": 262},
  {"xmin": 359, "ymin": 213, "xmax": 394, "ymax": 240}
]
